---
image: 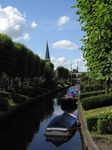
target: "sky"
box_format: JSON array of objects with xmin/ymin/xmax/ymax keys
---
[{"xmin": 0, "ymin": 0, "xmax": 87, "ymax": 72}]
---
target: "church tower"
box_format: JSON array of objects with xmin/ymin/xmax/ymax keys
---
[{"xmin": 45, "ymin": 41, "xmax": 50, "ymax": 62}]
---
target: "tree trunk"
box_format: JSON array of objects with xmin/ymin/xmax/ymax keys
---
[{"xmin": 106, "ymin": 78, "xmax": 110, "ymax": 94}]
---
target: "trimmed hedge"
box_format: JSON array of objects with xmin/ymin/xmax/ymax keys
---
[
  {"xmin": 79, "ymin": 90, "xmax": 105, "ymax": 101},
  {"xmin": 87, "ymin": 116, "xmax": 98, "ymax": 131},
  {"xmin": 80, "ymin": 84, "xmax": 105, "ymax": 93},
  {"xmin": 98, "ymin": 110, "xmax": 112, "ymax": 134},
  {"xmin": 81, "ymin": 94, "xmax": 112, "ymax": 110}
]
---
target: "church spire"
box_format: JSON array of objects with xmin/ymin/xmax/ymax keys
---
[{"xmin": 45, "ymin": 41, "xmax": 50, "ymax": 61}]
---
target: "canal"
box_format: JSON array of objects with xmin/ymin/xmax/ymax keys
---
[{"xmin": 0, "ymin": 89, "xmax": 82, "ymax": 150}]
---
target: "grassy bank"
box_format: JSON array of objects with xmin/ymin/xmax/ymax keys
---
[{"xmin": 82, "ymin": 105, "xmax": 112, "ymax": 141}]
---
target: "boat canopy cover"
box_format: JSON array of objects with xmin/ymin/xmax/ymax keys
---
[
  {"xmin": 66, "ymin": 89, "xmax": 78, "ymax": 97},
  {"xmin": 47, "ymin": 112, "xmax": 76, "ymax": 129}
]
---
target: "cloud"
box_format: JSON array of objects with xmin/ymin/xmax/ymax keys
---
[
  {"xmin": 24, "ymin": 34, "xmax": 30, "ymax": 41},
  {"xmin": 31, "ymin": 21, "xmax": 37, "ymax": 29},
  {"xmin": 51, "ymin": 56, "xmax": 87, "ymax": 72},
  {"xmin": 52, "ymin": 40, "xmax": 78, "ymax": 50},
  {"xmin": 0, "ymin": 5, "xmax": 37, "ymax": 41},
  {"xmin": 58, "ymin": 16, "xmax": 70, "ymax": 26},
  {"xmin": 0, "ymin": 6, "xmax": 26, "ymax": 40}
]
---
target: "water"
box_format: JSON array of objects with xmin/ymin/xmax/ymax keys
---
[{"xmin": 0, "ymin": 92, "xmax": 82, "ymax": 150}]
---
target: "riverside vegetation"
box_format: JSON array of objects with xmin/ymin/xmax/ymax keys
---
[
  {"xmin": 79, "ymin": 72, "xmax": 112, "ymax": 150},
  {"xmin": 0, "ymin": 33, "xmax": 70, "ymax": 117}
]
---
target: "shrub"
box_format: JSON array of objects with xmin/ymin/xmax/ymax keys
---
[
  {"xmin": 0, "ymin": 101, "xmax": 8, "ymax": 111},
  {"xmin": 98, "ymin": 110, "xmax": 112, "ymax": 134},
  {"xmin": 87, "ymin": 116, "xmax": 98, "ymax": 131},
  {"xmin": 80, "ymin": 83, "xmax": 105, "ymax": 93},
  {"xmin": 0, "ymin": 91, "xmax": 10, "ymax": 104},
  {"xmin": 79, "ymin": 90, "xmax": 105, "ymax": 101},
  {"xmin": 11, "ymin": 93, "xmax": 27, "ymax": 103},
  {"xmin": 81, "ymin": 94, "xmax": 112, "ymax": 110},
  {"xmin": 84, "ymin": 84, "xmax": 104, "ymax": 92}
]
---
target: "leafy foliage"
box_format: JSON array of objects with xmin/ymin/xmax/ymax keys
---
[
  {"xmin": 81, "ymin": 93, "xmax": 112, "ymax": 110},
  {"xmin": 75, "ymin": 0, "xmax": 112, "ymax": 92},
  {"xmin": 44, "ymin": 62, "xmax": 54, "ymax": 80},
  {"xmin": 56, "ymin": 66, "xmax": 69, "ymax": 80},
  {"xmin": 0, "ymin": 34, "xmax": 14, "ymax": 77},
  {"xmin": 79, "ymin": 90, "xmax": 105, "ymax": 101},
  {"xmin": 98, "ymin": 110, "xmax": 112, "ymax": 134},
  {"xmin": 87, "ymin": 116, "xmax": 98, "ymax": 131},
  {"xmin": 79, "ymin": 72, "xmax": 106, "ymax": 93}
]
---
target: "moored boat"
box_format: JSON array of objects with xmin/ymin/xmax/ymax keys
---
[
  {"xmin": 61, "ymin": 94, "xmax": 76, "ymax": 101},
  {"xmin": 66, "ymin": 89, "xmax": 78, "ymax": 100},
  {"xmin": 61, "ymin": 100, "xmax": 77, "ymax": 113},
  {"xmin": 45, "ymin": 112, "xmax": 80, "ymax": 137}
]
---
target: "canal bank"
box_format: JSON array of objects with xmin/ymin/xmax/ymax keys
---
[
  {"xmin": 0, "ymin": 87, "xmax": 83, "ymax": 150},
  {"xmin": 0, "ymin": 86, "xmax": 69, "ymax": 126},
  {"xmin": 78, "ymin": 101, "xmax": 100, "ymax": 150}
]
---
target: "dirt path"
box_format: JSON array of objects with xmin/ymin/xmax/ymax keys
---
[{"xmin": 93, "ymin": 137, "xmax": 112, "ymax": 150}]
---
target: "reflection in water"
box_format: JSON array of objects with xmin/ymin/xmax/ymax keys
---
[
  {"xmin": 0, "ymin": 90, "xmax": 82, "ymax": 150},
  {"xmin": 0, "ymin": 98, "xmax": 54, "ymax": 150},
  {"xmin": 46, "ymin": 129, "xmax": 76, "ymax": 147},
  {"xmin": 61, "ymin": 101, "xmax": 77, "ymax": 113}
]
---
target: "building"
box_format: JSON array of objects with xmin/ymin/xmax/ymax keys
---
[{"xmin": 45, "ymin": 41, "xmax": 50, "ymax": 62}]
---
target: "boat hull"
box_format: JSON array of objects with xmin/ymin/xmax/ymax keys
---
[{"xmin": 45, "ymin": 128, "xmax": 71, "ymax": 137}]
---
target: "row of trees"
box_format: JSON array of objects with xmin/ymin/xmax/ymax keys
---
[
  {"xmin": 0, "ymin": 34, "xmax": 54, "ymax": 89},
  {"xmin": 56, "ymin": 66, "xmax": 69, "ymax": 80},
  {"xmin": 0, "ymin": 33, "xmax": 70, "ymax": 90},
  {"xmin": 74, "ymin": 0, "xmax": 112, "ymax": 93}
]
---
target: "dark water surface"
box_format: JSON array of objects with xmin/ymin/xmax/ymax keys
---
[{"xmin": 0, "ymin": 92, "xmax": 82, "ymax": 150}]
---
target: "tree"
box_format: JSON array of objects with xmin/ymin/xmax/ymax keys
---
[
  {"xmin": 14, "ymin": 43, "xmax": 28, "ymax": 88},
  {"xmin": 74, "ymin": 0, "xmax": 112, "ymax": 93},
  {"xmin": 34, "ymin": 54, "xmax": 40, "ymax": 77},
  {"xmin": 56, "ymin": 66, "xmax": 69, "ymax": 80},
  {"xmin": 56, "ymin": 66, "xmax": 64, "ymax": 79},
  {"xmin": 73, "ymin": 69, "xmax": 78, "ymax": 73},
  {"xmin": 44, "ymin": 62, "xmax": 54, "ymax": 80},
  {"xmin": 27, "ymin": 49, "xmax": 35, "ymax": 78},
  {"xmin": 0, "ymin": 34, "xmax": 14, "ymax": 77},
  {"xmin": 63, "ymin": 68, "xmax": 69, "ymax": 80},
  {"xmin": 38, "ymin": 59, "xmax": 45, "ymax": 77}
]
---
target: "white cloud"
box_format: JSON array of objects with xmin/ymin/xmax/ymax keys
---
[
  {"xmin": 0, "ymin": 6, "xmax": 26, "ymax": 40},
  {"xmin": 0, "ymin": 5, "xmax": 37, "ymax": 41},
  {"xmin": 31, "ymin": 21, "xmax": 37, "ymax": 29},
  {"xmin": 58, "ymin": 16, "xmax": 70, "ymax": 26},
  {"xmin": 52, "ymin": 40, "xmax": 78, "ymax": 50},
  {"xmin": 24, "ymin": 34, "xmax": 30, "ymax": 41},
  {"xmin": 51, "ymin": 56, "xmax": 87, "ymax": 72}
]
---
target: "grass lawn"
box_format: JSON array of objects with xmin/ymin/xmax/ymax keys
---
[
  {"xmin": 82, "ymin": 105, "xmax": 112, "ymax": 141},
  {"xmin": 92, "ymin": 132, "xmax": 112, "ymax": 141},
  {"xmin": 8, "ymin": 99, "xmax": 17, "ymax": 106},
  {"xmin": 83, "ymin": 105, "xmax": 112, "ymax": 118}
]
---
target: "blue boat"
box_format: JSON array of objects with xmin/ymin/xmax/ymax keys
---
[
  {"xmin": 66, "ymin": 89, "xmax": 78, "ymax": 97},
  {"xmin": 45, "ymin": 112, "xmax": 80, "ymax": 137}
]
